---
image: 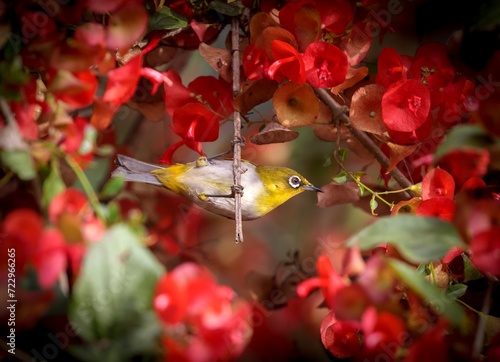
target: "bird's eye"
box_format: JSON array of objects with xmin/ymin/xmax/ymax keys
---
[{"xmin": 288, "ymin": 175, "xmax": 302, "ymax": 189}]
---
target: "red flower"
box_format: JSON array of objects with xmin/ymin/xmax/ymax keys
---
[
  {"xmin": 154, "ymin": 263, "xmax": 252, "ymax": 361},
  {"xmin": 48, "ymin": 70, "xmax": 98, "ymax": 108},
  {"xmin": 361, "ymin": 307, "xmax": 405, "ymax": 361},
  {"xmin": 163, "ymin": 69, "xmax": 196, "ymax": 116},
  {"xmin": 173, "ymin": 103, "xmax": 221, "ymax": 142},
  {"xmin": 188, "ymin": 76, "xmax": 233, "ymax": 117},
  {"xmin": 416, "ymin": 197, "xmax": 456, "ymax": 221},
  {"xmin": 437, "ymin": 149, "xmax": 490, "ymax": 189},
  {"xmin": 320, "ymin": 312, "xmax": 361, "ymax": 358},
  {"xmin": 470, "ymin": 227, "xmax": 500, "ymax": 277},
  {"xmin": 303, "ymin": 41, "xmax": 348, "ymax": 88},
  {"xmin": 421, "ymin": 168, "xmax": 455, "ymax": 200},
  {"xmin": 296, "ymin": 255, "xmax": 346, "ymax": 309},
  {"xmin": 376, "ymin": 47, "xmax": 411, "ymax": 88},
  {"xmin": 315, "ymin": 0, "xmax": 353, "ymax": 34},
  {"xmin": 405, "ymin": 320, "xmax": 449, "ymax": 362},
  {"xmin": 382, "ymin": 79, "xmax": 431, "ymax": 132},
  {"xmin": 49, "ymin": 188, "xmax": 104, "ymax": 243},
  {"xmin": 267, "ymin": 40, "xmax": 306, "ymax": 84},
  {"xmin": 160, "ymin": 140, "xmax": 204, "ymax": 165},
  {"xmin": 243, "ymin": 45, "xmax": 271, "ymax": 80}
]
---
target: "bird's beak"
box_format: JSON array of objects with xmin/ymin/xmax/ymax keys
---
[{"xmin": 303, "ymin": 184, "xmax": 323, "ymax": 193}]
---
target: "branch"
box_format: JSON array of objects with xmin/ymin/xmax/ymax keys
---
[
  {"xmin": 473, "ymin": 279, "xmax": 494, "ymax": 357},
  {"xmin": 313, "ymin": 87, "xmax": 416, "ymax": 196},
  {"xmin": 231, "ymin": 16, "xmax": 244, "ymax": 243}
]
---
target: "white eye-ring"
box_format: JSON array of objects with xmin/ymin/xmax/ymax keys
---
[{"xmin": 288, "ymin": 175, "xmax": 302, "ymax": 189}]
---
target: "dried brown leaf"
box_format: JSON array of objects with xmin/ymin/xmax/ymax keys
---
[
  {"xmin": 198, "ymin": 43, "xmax": 232, "ymax": 82},
  {"xmin": 249, "ymin": 121, "xmax": 299, "ymax": 145},
  {"xmin": 234, "ymin": 79, "xmax": 278, "ymax": 115},
  {"xmin": 317, "ymin": 182, "xmax": 360, "ymax": 207},
  {"xmin": 385, "ymin": 142, "xmax": 418, "ymax": 173}
]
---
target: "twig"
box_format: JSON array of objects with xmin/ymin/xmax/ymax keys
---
[
  {"xmin": 231, "ymin": 16, "xmax": 244, "ymax": 243},
  {"xmin": 473, "ymin": 279, "xmax": 494, "ymax": 357},
  {"xmin": 313, "ymin": 88, "xmax": 416, "ymax": 196}
]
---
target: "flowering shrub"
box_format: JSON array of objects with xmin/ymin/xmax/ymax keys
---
[{"xmin": 0, "ymin": 0, "xmax": 498, "ymax": 361}]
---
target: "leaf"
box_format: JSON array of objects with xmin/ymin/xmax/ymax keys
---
[
  {"xmin": 234, "ymin": 79, "xmax": 278, "ymax": 115},
  {"xmin": 42, "ymin": 160, "xmax": 66, "ymax": 208},
  {"xmin": 317, "ymin": 182, "xmax": 360, "ymax": 207},
  {"xmin": 199, "ymin": 43, "xmax": 232, "ymax": 83},
  {"xmin": 462, "ymin": 254, "xmax": 484, "ymax": 282},
  {"xmin": 208, "ymin": 0, "xmax": 244, "ymax": 16},
  {"xmin": 69, "ymin": 224, "xmax": 164, "ymax": 359},
  {"xmin": 1, "ymin": 150, "xmax": 36, "ymax": 180},
  {"xmin": 100, "ymin": 177, "xmax": 125, "ymax": 199},
  {"xmin": 445, "ymin": 284, "xmax": 467, "ymax": 299},
  {"xmin": 416, "ymin": 263, "xmax": 431, "ymax": 276},
  {"xmin": 434, "ymin": 125, "xmax": 494, "ymax": 161},
  {"xmin": 249, "ymin": 121, "xmax": 299, "ymax": 145},
  {"xmin": 148, "ymin": 6, "xmax": 188, "ymax": 31},
  {"xmin": 345, "ymin": 215, "xmax": 467, "ymax": 264},
  {"xmin": 387, "ymin": 258, "xmax": 466, "ymax": 327}
]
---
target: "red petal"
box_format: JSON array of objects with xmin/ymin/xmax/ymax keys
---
[
  {"xmin": 173, "ymin": 103, "xmax": 221, "ymax": 142},
  {"xmin": 268, "ymin": 40, "xmax": 306, "ymax": 84},
  {"xmin": 103, "ymin": 54, "xmax": 143, "ymax": 105},
  {"xmin": 303, "ymin": 41, "xmax": 348, "ymax": 88},
  {"xmin": 421, "ymin": 168, "xmax": 455, "ymax": 200},
  {"xmin": 416, "ymin": 197, "xmax": 456, "ymax": 221},
  {"xmin": 33, "ymin": 228, "xmax": 67, "ymax": 289},
  {"xmin": 382, "ymin": 79, "xmax": 431, "ymax": 132},
  {"xmin": 376, "ymin": 47, "xmax": 411, "ymax": 88},
  {"xmin": 163, "ymin": 69, "xmax": 195, "ymax": 116},
  {"xmin": 320, "ymin": 312, "xmax": 361, "ymax": 359},
  {"xmin": 470, "ymin": 227, "xmax": 500, "ymax": 276}
]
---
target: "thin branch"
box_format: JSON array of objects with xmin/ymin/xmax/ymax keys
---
[
  {"xmin": 313, "ymin": 87, "xmax": 416, "ymax": 196},
  {"xmin": 473, "ymin": 279, "xmax": 494, "ymax": 357},
  {"xmin": 231, "ymin": 16, "xmax": 244, "ymax": 243}
]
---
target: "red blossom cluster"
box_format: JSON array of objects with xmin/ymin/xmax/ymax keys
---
[
  {"xmin": 0, "ymin": 0, "xmax": 498, "ymax": 360},
  {"xmin": 154, "ymin": 262, "xmax": 252, "ymax": 361},
  {"xmin": 0, "ymin": 189, "xmax": 102, "ymax": 326}
]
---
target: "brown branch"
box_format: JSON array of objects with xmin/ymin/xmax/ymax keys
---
[
  {"xmin": 231, "ymin": 17, "xmax": 244, "ymax": 243},
  {"xmin": 313, "ymin": 87, "xmax": 416, "ymax": 196}
]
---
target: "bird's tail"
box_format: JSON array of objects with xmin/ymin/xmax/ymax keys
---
[{"xmin": 112, "ymin": 154, "xmax": 163, "ymax": 186}]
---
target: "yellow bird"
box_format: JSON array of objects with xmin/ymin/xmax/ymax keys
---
[{"xmin": 112, "ymin": 154, "xmax": 322, "ymax": 220}]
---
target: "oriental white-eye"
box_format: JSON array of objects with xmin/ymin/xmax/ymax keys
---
[{"xmin": 112, "ymin": 154, "xmax": 322, "ymax": 220}]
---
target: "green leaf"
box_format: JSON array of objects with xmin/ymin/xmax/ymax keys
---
[
  {"xmin": 463, "ymin": 254, "xmax": 484, "ymax": 282},
  {"xmin": 208, "ymin": 0, "xmax": 244, "ymax": 16},
  {"xmin": 0, "ymin": 150, "xmax": 36, "ymax": 180},
  {"xmin": 69, "ymin": 224, "xmax": 164, "ymax": 360},
  {"xmin": 445, "ymin": 284, "xmax": 467, "ymax": 299},
  {"xmin": 42, "ymin": 160, "xmax": 66, "ymax": 207},
  {"xmin": 333, "ymin": 171, "xmax": 347, "ymax": 183},
  {"xmin": 337, "ymin": 149, "xmax": 348, "ymax": 162},
  {"xmin": 387, "ymin": 258, "xmax": 466, "ymax": 327},
  {"xmin": 345, "ymin": 215, "xmax": 467, "ymax": 264},
  {"xmin": 148, "ymin": 7, "xmax": 188, "ymax": 31},
  {"xmin": 416, "ymin": 263, "xmax": 431, "ymax": 276},
  {"xmin": 100, "ymin": 177, "xmax": 125, "ymax": 199},
  {"xmin": 434, "ymin": 125, "xmax": 494, "ymax": 161},
  {"xmin": 369, "ymin": 198, "xmax": 378, "ymax": 215}
]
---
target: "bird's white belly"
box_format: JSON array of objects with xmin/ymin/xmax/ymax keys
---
[{"xmin": 179, "ymin": 160, "xmax": 265, "ymax": 220}]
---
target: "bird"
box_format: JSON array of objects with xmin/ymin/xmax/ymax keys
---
[{"xmin": 112, "ymin": 154, "xmax": 322, "ymax": 220}]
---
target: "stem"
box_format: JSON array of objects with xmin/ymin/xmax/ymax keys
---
[
  {"xmin": 473, "ymin": 279, "xmax": 494, "ymax": 357},
  {"xmin": 44, "ymin": 142, "xmax": 106, "ymax": 222},
  {"xmin": 231, "ymin": 16, "xmax": 244, "ymax": 243},
  {"xmin": 64, "ymin": 154, "xmax": 106, "ymax": 221},
  {"xmin": 313, "ymin": 87, "xmax": 416, "ymax": 197}
]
